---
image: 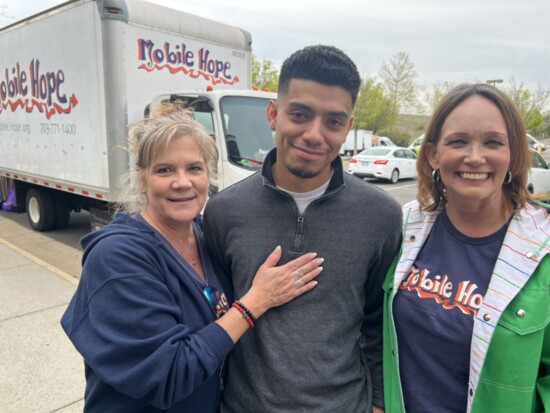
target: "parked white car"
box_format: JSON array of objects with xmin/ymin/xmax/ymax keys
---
[
  {"xmin": 528, "ymin": 134, "xmax": 546, "ymax": 152},
  {"xmin": 528, "ymin": 150, "xmax": 550, "ymax": 200},
  {"xmin": 348, "ymin": 147, "xmax": 417, "ymax": 184}
]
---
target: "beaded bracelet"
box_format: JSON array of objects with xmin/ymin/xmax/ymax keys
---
[
  {"xmin": 232, "ymin": 302, "xmax": 255, "ymax": 329},
  {"xmin": 234, "ymin": 301, "xmax": 258, "ymax": 325}
]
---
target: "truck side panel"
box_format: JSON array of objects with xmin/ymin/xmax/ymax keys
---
[
  {"xmin": 0, "ymin": 0, "xmax": 258, "ymax": 231},
  {"xmin": 0, "ymin": 1, "xmax": 109, "ymax": 196},
  {"xmin": 123, "ymin": 3, "xmax": 251, "ymax": 126},
  {"xmin": 340, "ymin": 129, "xmax": 374, "ymax": 155},
  {"xmin": 103, "ymin": 0, "xmax": 254, "ymax": 198}
]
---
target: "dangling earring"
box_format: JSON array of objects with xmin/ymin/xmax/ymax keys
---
[
  {"xmin": 136, "ymin": 192, "xmax": 148, "ymax": 205},
  {"xmin": 431, "ymin": 169, "xmax": 440, "ymax": 183},
  {"xmin": 504, "ymin": 170, "xmax": 512, "ymax": 185}
]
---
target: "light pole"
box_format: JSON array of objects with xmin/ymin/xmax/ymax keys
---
[{"xmin": 487, "ymin": 79, "xmax": 503, "ymax": 87}]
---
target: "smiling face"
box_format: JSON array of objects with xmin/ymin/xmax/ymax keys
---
[
  {"xmin": 267, "ymin": 78, "xmax": 353, "ymax": 192},
  {"xmin": 426, "ymin": 95, "xmax": 511, "ymax": 211},
  {"xmin": 142, "ymin": 135, "xmax": 209, "ymax": 230}
]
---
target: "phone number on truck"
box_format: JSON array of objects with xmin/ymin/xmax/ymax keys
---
[{"xmin": 40, "ymin": 123, "xmax": 77, "ymax": 135}]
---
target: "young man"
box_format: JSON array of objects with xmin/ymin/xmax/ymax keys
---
[{"xmin": 204, "ymin": 45, "xmax": 402, "ymax": 413}]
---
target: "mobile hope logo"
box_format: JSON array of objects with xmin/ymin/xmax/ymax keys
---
[
  {"xmin": 137, "ymin": 39, "xmax": 240, "ymax": 85},
  {"xmin": 400, "ymin": 266, "xmax": 484, "ymax": 317},
  {"xmin": 0, "ymin": 59, "xmax": 78, "ymax": 120}
]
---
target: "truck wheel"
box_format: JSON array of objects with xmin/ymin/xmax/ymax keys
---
[
  {"xmin": 26, "ymin": 188, "xmax": 56, "ymax": 231},
  {"xmin": 390, "ymin": 169, "xmax": 400, "ymax": 184},
  {"xmin": 54, "ymin": 195, "xmax": 71, "ymax": 230}
]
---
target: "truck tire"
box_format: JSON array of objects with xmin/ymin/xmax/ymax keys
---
[
  {"xmin": 54, "ymin": 195, "xmax": 71, "ymax": 229},
  {"xmin": 26, "ymin": 188, "xmax": 56, "ymax": 231}
]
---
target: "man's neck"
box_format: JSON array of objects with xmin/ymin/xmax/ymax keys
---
[{"xmin": 271, "ymin": 163, "xmax": 333, "ymax": 193}]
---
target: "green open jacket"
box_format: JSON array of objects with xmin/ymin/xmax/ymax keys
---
[{"xmin": 383, "ymin": 201, "xmax": 550, "ymax": 413}]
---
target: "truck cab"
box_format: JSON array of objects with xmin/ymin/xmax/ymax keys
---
[{"xmin": 147, "ymin": 90, "xmax": 277, "ymax": 192}]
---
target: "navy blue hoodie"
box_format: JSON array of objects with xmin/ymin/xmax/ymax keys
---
[{"xmin": 61, "ymin": 213, "xmax": 234, "ymax": 412}]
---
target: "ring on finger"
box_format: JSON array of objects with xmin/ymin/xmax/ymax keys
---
[
  {"xmin": 294, "ymin": 279, "xmax": 303, "ymax": 288},
  {"xmin": 292, "ymin": 270, "xmax": 301, "ymax": 277}
]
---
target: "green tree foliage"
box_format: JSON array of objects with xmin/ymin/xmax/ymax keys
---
[
  {"xmin": 379, "ymin": 51, "xmax": 419, "ymax": 115},
  {"xmin": 425, "ymin": 81, "xmax": 455, "ymax": 115},
  {"xmin": 506, "ymin": 77, "xmax": 550, "ymax": 134},
  {"xmin": 252, "ymin": 55, "xmax": 279, "ymax": 92},
  {"xmin": 250, "ymin": 49, "xmax": 550, "ymax": 139},
  {"xmin": 353, "ymin": 77, "xmax": 398, "ymax": 135},
  {"xmin": 538, "ymin": 111, "xmax": 550, "ymax": 138}
]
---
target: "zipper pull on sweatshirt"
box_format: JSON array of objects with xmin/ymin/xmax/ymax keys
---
[{"xmin": 296, "ymin": 216, "xmax": 304, "ymax": 235}]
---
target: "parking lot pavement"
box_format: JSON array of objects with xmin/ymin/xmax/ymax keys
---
[{"xmin": 0, "ymin": 215, "xmax": 85, "ymax": 412}]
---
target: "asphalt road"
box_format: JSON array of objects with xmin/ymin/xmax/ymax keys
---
[{"xmin": 0, "ymin": 208, "xmax": 91, "ymax": 251}]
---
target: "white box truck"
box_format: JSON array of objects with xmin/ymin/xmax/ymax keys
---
[
  {"xmin": 0, "ymin": 0, "xmax": 276, "ymax": 231},
  {"xmin": 339, "ymin": 130, "xmax": 396, "ymax": 156},
  {"xmin": 339, "ymin": 129, "xmax": 374, "ymax": 156}
]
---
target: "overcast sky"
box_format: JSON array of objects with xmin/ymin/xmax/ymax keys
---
[{"xmin": 2, "ymin": 0, "xmax": 548, "ymax": 101}]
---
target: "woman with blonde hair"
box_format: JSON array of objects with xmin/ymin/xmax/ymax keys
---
[{"xmin": 61, "ymin": 103, "xmax": 323, "ymax": 412}]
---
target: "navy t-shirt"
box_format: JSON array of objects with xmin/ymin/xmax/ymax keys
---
[{"xmin": 393, "ymin": 210, "xmax": 507, "ymax": 412}]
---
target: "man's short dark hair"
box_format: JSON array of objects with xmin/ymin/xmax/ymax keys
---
[{"xmin": 278, "ymin": 45, "xmax": 361, "ymax": 106}]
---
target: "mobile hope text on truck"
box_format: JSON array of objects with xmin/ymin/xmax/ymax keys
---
[{"xmin": 0, "ymin": 0, "xmax": 276, "ymax": 231}]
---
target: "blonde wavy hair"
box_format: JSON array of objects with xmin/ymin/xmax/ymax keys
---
[{"xmin": 114, "ymin": 101, "xmax": 218, "ymax": 213}]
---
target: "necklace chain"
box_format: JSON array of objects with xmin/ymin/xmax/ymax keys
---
[{"xmin": 141, "ymin": 209, "xmax": 205, "ymax": 279}]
